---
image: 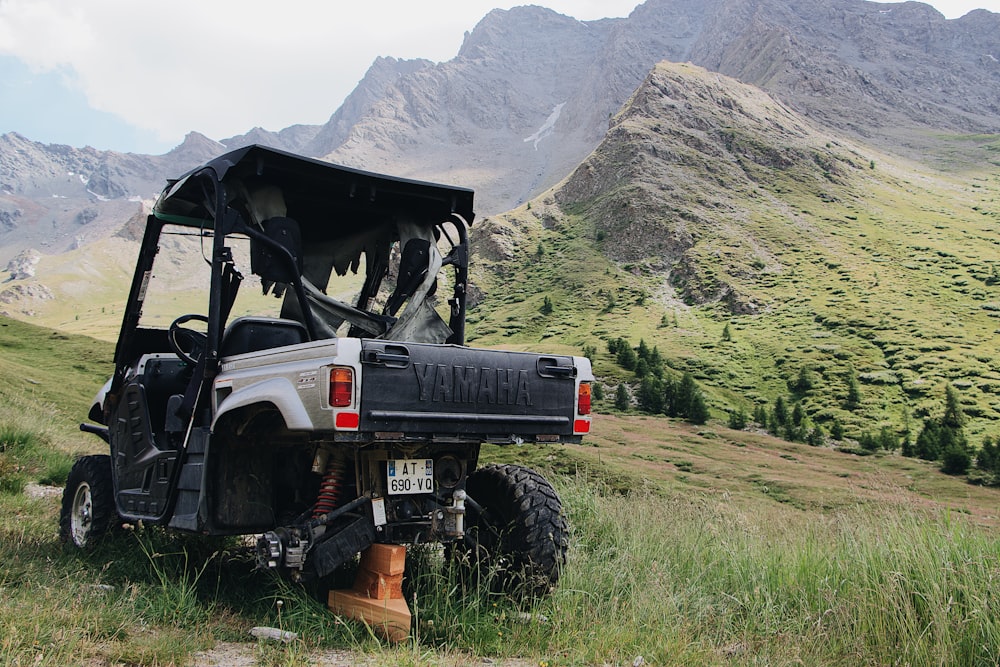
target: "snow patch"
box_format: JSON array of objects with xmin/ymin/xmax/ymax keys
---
[
  {"xmin": 86, "ymin": 189, "xmax": 109, "ymax": 202},
  {"xmin": 523, "ymin": 102, "xmax": 566, "ymax": 150}
]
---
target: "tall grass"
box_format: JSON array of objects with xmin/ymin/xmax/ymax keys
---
[
  {"xmin": 1, "ymin": 462, "xmax": 997, "ymax": 664},
  {"xmin": 404, "ymin": 476, "xmax": 1000, "ymax": 665}
]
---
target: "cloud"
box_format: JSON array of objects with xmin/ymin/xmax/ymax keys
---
[{"xmin": 0, "ymin": 0, "xmax": 639, "ymax": 146}]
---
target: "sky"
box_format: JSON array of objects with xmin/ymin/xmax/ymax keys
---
[{"xmin": 1, "ymin": 0, "xmax": 997, "ymax": 155}]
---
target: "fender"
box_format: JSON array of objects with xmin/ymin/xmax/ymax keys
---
[
  {"xmin": 88, "ymin": 377, "xmax": 113, "ymax": 424},
  {"xmin": 213, "ymin": 377, "xmax": 314, "ymax": 431}
]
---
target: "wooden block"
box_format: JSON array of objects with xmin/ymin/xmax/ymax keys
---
[
  {"xmin": 328, "ymin": 589, "xmax": 411, "ymax": 643},
  {"xmin": 359, "ymin": 543, "xmax": 406, "ymax": 576},
  {"xmin": 353, "ymin": 568, "xmax": 404, "ymax": 600}
]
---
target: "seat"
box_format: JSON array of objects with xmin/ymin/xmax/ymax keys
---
[{"xmin": 220, "ymin": 316, "xmax": 308, "ymax": 357}]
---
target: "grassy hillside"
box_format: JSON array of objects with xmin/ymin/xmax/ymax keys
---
[
  {"xmin": 0, "ymin": 316, "xmax": 113, "ymax": 494},
  {"xmin": 0, "ymin": 321, "xmax": 998, "ymax": 665},
  {"xmin": 468, "ymin": 63, "xmax": 1000, "ymax": 452}
]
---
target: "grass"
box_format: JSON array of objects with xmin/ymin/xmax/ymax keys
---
[
  {"xmin": 3, "ymin": 451, "xmax": 997, "ymax": 665},
  {"xmin": 0, "ymin": 327, "xmax": 998, "ymax": 666}
]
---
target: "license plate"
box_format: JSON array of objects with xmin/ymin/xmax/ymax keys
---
[{"xmin": 387, "ymin": 458, "xmax": 434, "ymax": 495}]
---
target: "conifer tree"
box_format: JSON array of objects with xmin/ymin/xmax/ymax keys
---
[
  {"xmin": 943, "ymin": 385, "xmax": 966, "ymax": 428},
  {"xmin": 753, "ymin": 404, "xmax": 768, "ymax": 429},
  {"xmin": 791, "ymin": 402, "xmax": 805, "ymax": 427},
  {"xmin": 845, "ymin": 369, "xmax": 862, "ymax": 410},
  {"xmin": 728, "ymin": 407, "xmax": 748, "ymax": 430},
  {"xmin": 688, "ymin": 391, "xmax": 710, "ymax": 425},
  {"xmin": 663, "ymin": 376, "xmax": 679, "ymax": 417},
  {"xmin": 616, "ymin": 343, "xmax": 638, "ymax": 371},
  {"xmin": 615, "ymin": 383, "xmax": 630, "ymax": 412},
  {"xmin": 678, "ymin": 373, "xmax": 699, "ymax": 417},
  {"xmin": 772, "ymin": 396, "xmax": 789, "ymax": 434},
  {"xmin": 830, "ymin": 418, "xmax": 844, "ymax": 441},
  {"xmin": 638, "ymin": 376, "xmax": 664, "ymax": 414}
]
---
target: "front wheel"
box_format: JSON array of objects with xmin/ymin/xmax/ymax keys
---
[
  {"xmin": 60, "ymin": 455, "xmax": 117, "ymax": 548},
  {"xmin": 461, "ymin": 463, "xmax": 568, "ymax": 599}
]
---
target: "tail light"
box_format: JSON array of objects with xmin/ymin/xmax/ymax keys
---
[
  {"xmin": 329, "ymin": 367, "xmax": 354, "ymax": 407},
  {"xmin": 577, "ymin": 381, "xmax": 592, "ymax": 416}
]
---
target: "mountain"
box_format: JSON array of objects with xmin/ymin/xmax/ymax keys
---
[
  {"xmin": 2, "ymin": 0, "xmax": 997, "ymax": 263},
  {"xmin": 465, "ymin": 61, "xmax": 1000, "ymax": 443},
  {"xmin": 1, "ymin": 0, "xmax": 999, "ymax": 443}
]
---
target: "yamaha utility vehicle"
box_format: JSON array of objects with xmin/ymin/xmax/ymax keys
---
[{"xmin": 62, "ymin": 145, "xmax": 592, "ymax": 597}]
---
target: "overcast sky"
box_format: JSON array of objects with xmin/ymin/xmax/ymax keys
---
[{"xmin": 0, "ymin": 0, "xmax": 997, "ymax": 155}]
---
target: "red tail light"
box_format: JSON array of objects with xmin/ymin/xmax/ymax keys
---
[
  {"xmin": 578, "ymin": 382, "xmax": 592, "ymax": 416},
  {"xmin": 329, "ymin": 367, "xmax": 354, "ymax": 407}
]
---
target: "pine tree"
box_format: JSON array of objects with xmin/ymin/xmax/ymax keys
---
[
  {"xmin": 753, "ymin": 404, "xmax": 768, "ymax": 429},
  {"xmin": 941, "ymin": 441, "xmax": 972, "ymax": 475},
  {"xmin": 721, "ymin": 323, "xmax": 732, "ymax": 342},
  {"xmin": 976, "ymin": 437, "xmax": 999, "ymax": 474},
  {"xmin": 540, "ymin": 295, "xmax": 553, "ymax": 315},
  {"xmin": 878, "ymin": 425, "xmax": 898, "ymax": 451},
  {"xmin": 615, "ymin": 383, "xmax": 630, "ymax": 412},
  {"xmin": 772, "ymin": 396, "xmax": 789, "ymax": 434},
  {"xmin": 592, "ymin": 383, "xmax": 605, "ymax": 401},
  {"xmin": 728, "ymin": 407, "xmax": 748, "ymax": 430},
  {"xmin": 830, "ymin": 418, "xmax": 844, "ymax": 441},
  {"xmin": 638, "ymin": 376, "xmax": 665, "ymax": 414},
  {"xmin": 688, "ymin": 391, "xmax": 710, "ymax": 425},
  {"xmin": 648, "ymin": 346, "xmax": 664, "ymax": 378},
  {"xmin": 663, "ymin": 377, "xmax": 678, "ymax": 417},
  {"xmin": 845, "ymin": 370, "xmax": 862, "ymax": 410},
  {"xmin": 859, "ymin": 431, "xmax": 879, "ymax": 451},
  {"xmin": 616, "ymin": 343, "xmax": 638, "ymax": 371},
  {"xmin": 677, "ymin": 373, "xmax": 699, "ymax": 417},
  {"xmin": 793, "ymin": 366, "xmax": 815, "ymax": 393},
  {"xmin": 943, "ymin": 385, "xmax": 966, "ymax": 428},
  {"xmin": 791, "ymin": 402, "xmax": 805, "ymax": 427}
]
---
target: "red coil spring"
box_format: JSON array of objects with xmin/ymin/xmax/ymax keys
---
[{"xmin": 312, "ymin": 458, "xmax": 344, "ymax": 518}]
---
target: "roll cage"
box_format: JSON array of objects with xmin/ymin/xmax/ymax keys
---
[{"xmin": 110, "ymin": 144, "xmax": 475, "ymax": 425}]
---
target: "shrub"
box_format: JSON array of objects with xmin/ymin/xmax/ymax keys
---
[{"xmin": 940, "ymin": 442, "xmax": 972, "ymax": 475}]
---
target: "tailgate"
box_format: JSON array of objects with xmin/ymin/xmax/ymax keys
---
[{"xmin": 359, "ymin": 340, "xmax": 579, "ymax": 438}]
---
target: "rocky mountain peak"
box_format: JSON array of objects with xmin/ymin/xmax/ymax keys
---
[{"xmin": 1, "ymin": 0, "xmax": 998, "ymax": 263}]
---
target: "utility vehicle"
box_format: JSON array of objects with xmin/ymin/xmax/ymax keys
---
[{"xmin": 62, "ymin": 145, "xmax": 592, "ymax": 596}]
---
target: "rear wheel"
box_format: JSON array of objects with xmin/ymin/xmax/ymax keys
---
[
  {"xmin": 60, "ymin": 455, "xmax": 116, "ymax": 548},
  {"xmin": 461, "ymin": 463, "xmax": 568, "ymax": 599}
]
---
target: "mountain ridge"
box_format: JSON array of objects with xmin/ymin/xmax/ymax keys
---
[{"xmin": 2, "ymin": 0, "xmax": 997, "ymax": 263}]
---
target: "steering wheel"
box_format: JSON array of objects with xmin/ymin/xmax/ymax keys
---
[{"xmin": 168, "ymin": 314, "xmax": 209, "ymax": 366}]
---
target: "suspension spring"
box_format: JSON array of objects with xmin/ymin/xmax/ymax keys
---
[{"xmin": 312, "ymin": 457, "xmax": 345, "ymax": 519}]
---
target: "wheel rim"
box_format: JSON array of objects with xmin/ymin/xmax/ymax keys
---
[{"xmin": 70, "ymin": 482, "xmax": 94, "ymax": 547}]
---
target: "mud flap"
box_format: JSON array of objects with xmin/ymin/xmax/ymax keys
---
[{"xmin": 310, "ymin": 515, "xmax": 376, "ymax": 578}]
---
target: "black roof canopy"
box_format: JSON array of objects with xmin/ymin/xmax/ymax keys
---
[{"xmin": 152, "ymin": 145, "xmax": 475, "ymax": 241}]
